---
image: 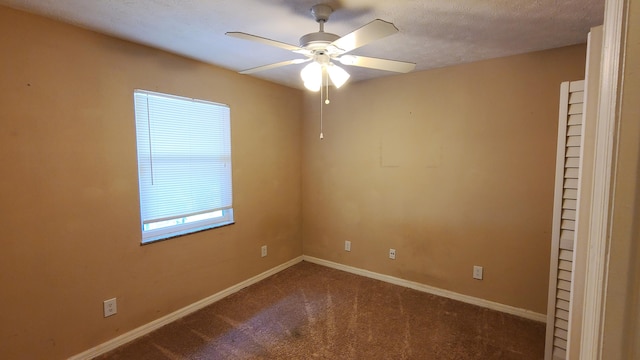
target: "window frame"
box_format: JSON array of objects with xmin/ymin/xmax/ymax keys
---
[{"xmin": 133, "ymin": 89, "xmax": 234, "ymax": 244}]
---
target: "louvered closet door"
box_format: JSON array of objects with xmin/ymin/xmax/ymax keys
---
[{"xmin": 544, "ymin": 80, "xmax": 585, "ymax": 360}]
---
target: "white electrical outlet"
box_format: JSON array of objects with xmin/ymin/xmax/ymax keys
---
[
  {"xmin": 345, "ymin": 240, "xmax": 351, "ymax": 252},
  {"xmin": 103, "ymin": 298, "xmax": 117, "ymax": 317},
  {"xmin": 473, "ymin": 265, "xmax": 483, "ymax": 280},
  {"xmin": 389, "ymin": 248, "xmax": 396, "ymax": 260},
  {"xmin": 261, "ymin": 245, "xmax": 267, "ymax": 257}
]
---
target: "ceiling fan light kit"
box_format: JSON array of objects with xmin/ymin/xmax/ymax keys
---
[
  {"xmin": 300, "ymin": 53, "xmax": 350, "ymax": 91},
  {"xmin": 226, "ymin": 3, "xmax": 415, "ymax": 137}
]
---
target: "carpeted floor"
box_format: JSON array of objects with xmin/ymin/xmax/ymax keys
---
[{"xmin": 95, "ymin": 261, "xmax": 545, "ymax": 359}]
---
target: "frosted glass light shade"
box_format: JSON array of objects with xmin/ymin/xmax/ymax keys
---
[
  {"xmin": 327, "ymin": 64, "xmax": 350, "ymax": 88},
  {"xmin": 338, "ymin": 55, "xmax": 357, "ymax": 65},
  {"xmin": 301, "ymin": 61, "xmax": 322, "ymax": 92}
]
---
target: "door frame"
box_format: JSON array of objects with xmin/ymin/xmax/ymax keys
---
[{"xmin": 578, "ymin": 0, "xmax": 627, "ymax": 358}]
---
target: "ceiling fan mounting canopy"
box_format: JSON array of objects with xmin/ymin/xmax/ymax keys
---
[{"xmin": 310, "ymin": 4, "xmax": 333, "ymax": 23}]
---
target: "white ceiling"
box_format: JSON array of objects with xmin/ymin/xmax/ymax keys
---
[{"xmin": 0, "ymin": 0, "xmax": 604, "ymax": 89}]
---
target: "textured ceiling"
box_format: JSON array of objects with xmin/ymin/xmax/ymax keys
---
[{"xmin": 0, "ymin": 0, "xmax": 604, "ymax": 89}]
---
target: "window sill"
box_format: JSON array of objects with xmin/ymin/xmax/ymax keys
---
[{"xmin": 141, "ymin": 220, "xmax": 235, "ymax": 245}]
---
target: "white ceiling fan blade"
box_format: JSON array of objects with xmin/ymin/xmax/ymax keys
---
[
  {"xmin": 331, "ymin": 19, "xmax": 398, "ymax": 53},
  {"xmin": 338, "ymin": 55, "xmax": 415, "ymax": 73},
  {"xmin": 239, "ymin": 58, "xmax": 310, "ymax": 74},
  {"xmin": 226, "ymin": 32, "xmax": 302, "ymax": 52}
]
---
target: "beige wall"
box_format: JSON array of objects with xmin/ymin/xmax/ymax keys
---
[
  {"xmin": 0, "ymin": 7, "xmax": 302, "ymax": 360},
  {"xmin": 301, "ymin": 45, "xmax": 587, "ymax": 314},
  {"xmin": 602, "ymin": 0, "xmax": 640, "ymax": 357},
  {"xmin": 0, "ymin": 4, "xmax": 593, "ymax": 359}
]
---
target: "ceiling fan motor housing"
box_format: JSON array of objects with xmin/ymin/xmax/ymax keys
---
[{"xmin": 299, "ymin": 32, "xmax": 340, "ymax": 50}]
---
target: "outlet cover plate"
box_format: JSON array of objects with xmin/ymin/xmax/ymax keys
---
[
  {"xmin": 261, "ymin": 245, "xmax": 267, "ymax": 257},
  {"xmin": 473, "ymin": 265, "xmax": 483, "ymax": 280},
  {"xmin": 389, "ymin": 248, "xmax": 396, "ymax": 260},
  {"xmin": 103, "ymin": 298, "xmax": 117, "ymax": 317},
  {"xmin": 345, "ymin": 241, "xmax": 351, "ymax": 252}
]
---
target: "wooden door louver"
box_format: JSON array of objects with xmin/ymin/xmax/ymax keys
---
[{"xmin": 545, "ymin": 80, "xmax": 585, "ymax": 360}]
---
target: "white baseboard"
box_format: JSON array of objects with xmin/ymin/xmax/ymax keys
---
[
  {"xmin": 302, "ymin": 255, "xmax": 546, "ymax": 323},
  {"xmin": 69, "ymin": 256, "xmax": 304, "ymax": 360},
  {"xmin": 70, "ymin": 254, "xmax": 545, "ymax": 359}
]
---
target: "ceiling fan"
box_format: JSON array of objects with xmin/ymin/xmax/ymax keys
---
[{"xmin": 226, "ymin": 4, "xmax": 416, "ymax": 91}]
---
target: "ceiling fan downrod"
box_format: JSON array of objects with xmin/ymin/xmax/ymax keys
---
[{"xmin": 300, "ymin": 4, "xmax": 340, "ymax": 49}]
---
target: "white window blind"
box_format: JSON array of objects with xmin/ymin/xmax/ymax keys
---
[{"xmin": 134, "ymin": 90, "xmax": 233, "ymax": 243}]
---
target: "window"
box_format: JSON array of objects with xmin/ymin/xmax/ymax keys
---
[{"xmin": 133, "ymin": 90, "xmax": 233, "ymax": 244}]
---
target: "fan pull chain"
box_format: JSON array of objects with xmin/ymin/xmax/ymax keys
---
[
  {"xmin": 319, "ymin": 101, "xmax": 323, "ymax": 140},
  {"xmin": 319, "ymin": 69, "xmax": 332, "ymax": 140},
  {"xmin": 325, "ymin": 69, "xmax": 330, "ymax": 105},
  {"xmin": 319, "ymin": 73, "xmax": 324, "ymax": 139}
]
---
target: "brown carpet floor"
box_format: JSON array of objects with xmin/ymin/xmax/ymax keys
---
[{"xmin": 95, "ymin": 261, "xmax": 544, "ymax": 359}]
